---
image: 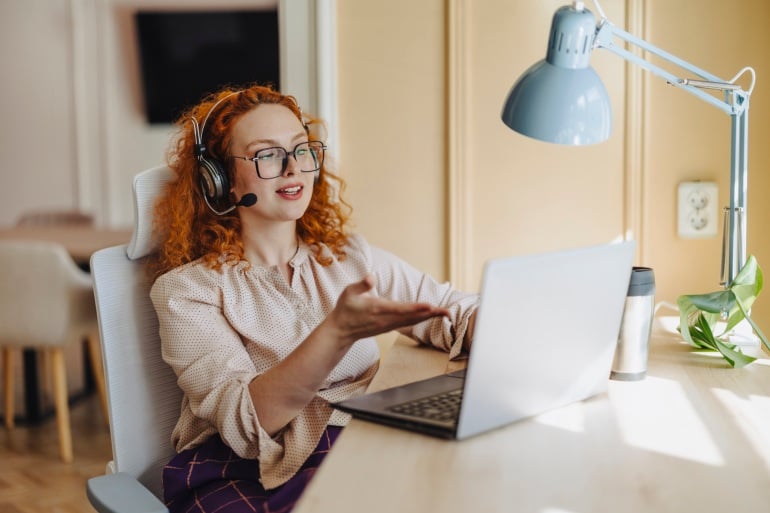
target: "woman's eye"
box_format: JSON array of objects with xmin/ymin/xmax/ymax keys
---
[{"xmin": 256, "ymin": 149, "xmax": 280, "ymax": 160}]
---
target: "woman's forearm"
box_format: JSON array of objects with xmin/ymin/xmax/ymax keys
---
[{"xmin": 247, "ymin": 319, "xmax": 353, "ymax": 436}]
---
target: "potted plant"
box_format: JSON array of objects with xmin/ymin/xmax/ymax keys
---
[{"xmin": 677, "ymin": 255, "xmax": 770, "ymax": 367}]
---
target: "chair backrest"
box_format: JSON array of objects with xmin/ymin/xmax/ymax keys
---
[
  {"xmin": 0, "ymin": 239, "xmax": 94, "ymax": 347},
  {"xmin": 90, "ymin": 165, "xmax": 177, "ymax": 499}
]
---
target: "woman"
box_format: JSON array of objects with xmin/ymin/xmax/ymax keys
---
[{"xmin": 149, "ymin": 84, "xmax": 478, "ymax": 513}]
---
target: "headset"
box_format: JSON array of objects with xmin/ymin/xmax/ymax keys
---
[
  {"xmin": 191, "ymin": 91, "xmax": 243, "ymax": 215},
  {"xmin": 191, "ymin": 90, "xmax": 315, "ymax": 215}
]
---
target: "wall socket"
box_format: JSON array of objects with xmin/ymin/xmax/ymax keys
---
[{"xmin": 678, "ymin": 181, "xmax": 719, "ymax": 238}]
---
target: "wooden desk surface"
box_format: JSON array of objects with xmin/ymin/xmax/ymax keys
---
[
  {"xmin": 0, "ymin": 225, "xmax": 132, "ymax": 264},
  {"xmin": 295, "ymin": 316, "xmax": 770, "ymax": 513}
]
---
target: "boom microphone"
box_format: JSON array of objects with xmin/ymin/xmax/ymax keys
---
[{"xmin": 236, "ymin": 193, "xmax": 258, "ymax": 207}]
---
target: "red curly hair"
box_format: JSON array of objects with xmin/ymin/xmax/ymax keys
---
[{"xmin": 148, "ymin": 84, "xmax": 351, "ymax": 280}]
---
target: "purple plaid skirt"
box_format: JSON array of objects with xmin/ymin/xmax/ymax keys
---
[{"xmin": 162, "ymin": 426, "xmax": 343, "ymax": 513}]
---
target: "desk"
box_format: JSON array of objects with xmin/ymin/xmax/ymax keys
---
[
  {"xmin": 294, "ymin": 317, "xmax": 770, "ymax": 513},
  {"xmin": 0, "ymin": 225, "xmax": 132, "ymax": 266},
  {"xmin": 0, "ymin": 225, "xmax": 131, "ymax": 423}
]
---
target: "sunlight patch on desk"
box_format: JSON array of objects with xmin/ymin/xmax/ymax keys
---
[
  {"xmin": 712, "ymin": 388, "xmax": 770, "ymax": 473},
  {"xmin": 535, "ymin": 401, "xmax": 586, "ymax": 433},
  {"xmin": 611, "ymin": 376, "xmax": 724, "ymax": 466}
]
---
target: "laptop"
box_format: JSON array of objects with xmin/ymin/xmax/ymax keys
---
[{"xmin": 332, "ymin": 241, "xmax": 636, "ymax": 439}]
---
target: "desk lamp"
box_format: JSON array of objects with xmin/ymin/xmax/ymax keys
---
[{"xmin": 501, "ymin": 0, "xmax": 755, "ymax": 287}]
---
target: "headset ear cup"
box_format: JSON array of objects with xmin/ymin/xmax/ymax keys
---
[{"xmin": 198, "ymin": 157, "xmax": 230, "ymax": 210}]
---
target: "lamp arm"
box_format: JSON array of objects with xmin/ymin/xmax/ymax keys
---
[
  {"xmin": 594, "ymin": 20, "xmax": 750, "ymax": 115},
  {"xmin": 593, "ymin": 16, "xmax": 752, "ymax": 287}
]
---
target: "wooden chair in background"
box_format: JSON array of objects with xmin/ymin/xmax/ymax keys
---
[{"xmin": 0, "ymin": 239, "xmax": 108, "ymax": 463}]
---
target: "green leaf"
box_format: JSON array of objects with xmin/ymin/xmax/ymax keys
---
[
  {"xmin": 731, "ymin": 255, "xmax": 762, "ymax": 311},
  {"xmin": 694, "ymin": 313, "xmax": 755, "ymax": 368},
  {"xmin": 677, "ymin": 294, "xmax": 726, "ymax": 346},
  {"xmin": 677, "ymin": 295, "xmax": 698, "ymax": 346},
  {"xmin": 685, "ymin": 290, "xmax": 734, "ymax": 314},
  {"xmin": 713, "ymin": 337, "xmax": 756, "ymax": 368},
  {"xmin": 688, "ymin": 321, "xmax": 717, "ymax": 351},
  {"xmin": 734, "ymin": 288, "xmax": 770, "ymax": 354}
]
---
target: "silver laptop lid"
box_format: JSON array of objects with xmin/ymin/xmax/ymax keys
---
[{"xmin": 455, "ymin": 241, "xmax": 635, "ymax": 439}]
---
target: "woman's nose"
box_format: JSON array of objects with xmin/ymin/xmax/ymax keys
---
[{"xmin": 283, "ymin": 155, "xmax": 299, "ymax": 176}]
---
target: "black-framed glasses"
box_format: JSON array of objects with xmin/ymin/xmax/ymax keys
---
[{"xmin": 230, "ymin": 141, "xmax": 327, "ymax": 179}]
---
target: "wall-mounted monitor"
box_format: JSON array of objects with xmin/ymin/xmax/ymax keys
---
[{"xmin": 135, "ymin": 10, "xmax": 279, "ymax": 124}]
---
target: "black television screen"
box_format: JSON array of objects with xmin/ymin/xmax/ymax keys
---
[{"xmin": 135, "ymin": 10, "xmax": 279, "ymax": 124}]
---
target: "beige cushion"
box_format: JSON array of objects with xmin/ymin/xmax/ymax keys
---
[{"xmin": 0, "ymin": 240, "xmax": 95, "ymax": 347}]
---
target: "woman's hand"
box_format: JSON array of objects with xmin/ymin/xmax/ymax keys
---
[{"xmin": 325, "ymin": 274, "xmax": 450, "ymax": 348}]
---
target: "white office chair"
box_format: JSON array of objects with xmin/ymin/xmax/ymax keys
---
[
  {"xmin": 86, "ymin": 165, "xmax": 177, "ymax": 513},
  {"xmin": 0, "ymin": 238, "xmax": 107, "ymax": 463}
]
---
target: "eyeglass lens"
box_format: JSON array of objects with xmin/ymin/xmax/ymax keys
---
[{"xmin": 254, "ymin": 141, "xmax": 324, "ymax": 178}]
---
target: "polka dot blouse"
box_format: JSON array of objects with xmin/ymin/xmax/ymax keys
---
[{"xmin": 150, "ymin": 233, "xmax": 478, "ymax": 489}]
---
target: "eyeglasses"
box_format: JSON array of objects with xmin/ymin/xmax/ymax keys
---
[{"xmin": 230, "ymin": 141, "xmax": 327, "ymax": 179}]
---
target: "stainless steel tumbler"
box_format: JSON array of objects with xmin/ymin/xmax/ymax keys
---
[{"xmin": 611, "ymin": 267, "xmax": 655, "ymax": 381}]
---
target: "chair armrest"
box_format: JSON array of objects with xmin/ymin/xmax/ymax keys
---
[{"xmin": 87, "ymin": 472, "xmax": 168, "ymax": 513}]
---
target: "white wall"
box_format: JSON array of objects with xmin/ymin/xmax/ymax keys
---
[
  {"xmin": 1, "ymin": 0, "xmax": 80, "ymax": 223},
  {"xmin": 0, "ymin": 0, "xmax": 332, "ymax": 228}
]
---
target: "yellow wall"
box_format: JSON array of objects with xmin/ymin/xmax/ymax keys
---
[
  {"xmin": 337, "ymin": 0, "xmax": 770, "ymax": 329},
  {"xmin": 337, "ymin": 0, "xmax": 448, "ymax": 280}
]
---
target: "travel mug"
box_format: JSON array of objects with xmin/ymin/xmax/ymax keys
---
[{"xmin": 611, "ymin": 267, "xmax": 655, "ymax": 381}]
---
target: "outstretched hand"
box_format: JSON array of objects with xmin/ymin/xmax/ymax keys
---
[{"xmin": 327, "ymin": 274, "xmax": 450, "ymax": 346}]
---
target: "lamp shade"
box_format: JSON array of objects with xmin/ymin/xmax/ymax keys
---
[{"xmin": 501, "ymin": 5, "xmax": 612, "ymax": 145}]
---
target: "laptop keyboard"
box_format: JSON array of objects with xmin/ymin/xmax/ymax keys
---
[{"xmin": 387, "ymin": 388, "xmax": 463, "ymax": 422}]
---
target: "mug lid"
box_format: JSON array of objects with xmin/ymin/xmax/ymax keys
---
[{"xmin": 628, "ymin": 266, "xmax": 655, "ymax": 296}]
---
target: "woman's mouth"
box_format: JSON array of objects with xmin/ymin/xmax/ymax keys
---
[{"xmin": 276, "ymin": 184, "xmax": 303, "ymax": 199}]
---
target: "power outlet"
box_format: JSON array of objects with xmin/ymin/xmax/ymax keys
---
[{"xmin": 678, "ymin": 181, "xmax": 719, "ymax": 238}]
